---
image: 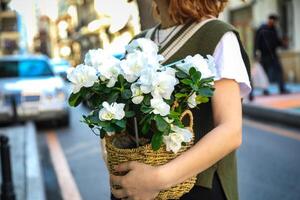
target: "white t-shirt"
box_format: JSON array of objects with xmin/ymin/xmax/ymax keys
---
[
  {"xmin": 154, "ymin": 28, "xmax": 252, "ymax": 98},
  {"xmin": 213, "ymin": 31, "xmax": 251, "ymax": 98}
]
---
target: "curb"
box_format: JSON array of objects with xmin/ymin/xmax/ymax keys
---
[
  {"xmin": 243, "ymin": 104, "xmax": 300, "ymax": 128},
  {"xmin": 0, "ymin": 122, "xmax": 46, "ymax": 200},
  {"xmin": 25, "ymin": 122, "xmax": 46, "ymax": 200}
]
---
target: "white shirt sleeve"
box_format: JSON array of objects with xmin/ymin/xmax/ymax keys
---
[{"xmin": 213, "ymin": 31, "xmax": 252, "ymax": 98}]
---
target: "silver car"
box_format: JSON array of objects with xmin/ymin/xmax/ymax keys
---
[
  {"xmin": 50, "ymin": 58, "xmax": 72, "ymax": 80},
  {"xmin": 0, "ymin": 55, "xmax": 69, "ymax": 126}
]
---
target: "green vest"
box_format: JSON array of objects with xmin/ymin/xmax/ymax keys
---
[{"xmin": 133, "ymin": 20, "xmax": 251, "ymax": 200}]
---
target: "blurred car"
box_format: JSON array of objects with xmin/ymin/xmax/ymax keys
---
[
  {"xmin": 50, "ymin": 58, "xmax": 72, "ymax": 81},
  {"xmin": 0, "ymin": 55, "xmax": 69, "ymax": 126}
]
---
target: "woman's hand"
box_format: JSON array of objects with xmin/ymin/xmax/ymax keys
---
[{"xmin": 110, "ymin": 161, "xmax": 164, "ymax": 200}]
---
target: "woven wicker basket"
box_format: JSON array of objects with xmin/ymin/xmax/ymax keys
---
[{"xmin": 105, "ymin": 110, "xmax": 196, "ymax": 200}]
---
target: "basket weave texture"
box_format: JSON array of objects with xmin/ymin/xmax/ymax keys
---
[{"xmin": 105, "ymin": 110, "xmax": 196, "ymax": 200}]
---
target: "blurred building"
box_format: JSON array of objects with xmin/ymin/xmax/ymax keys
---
[
  {"xmin": 0, "ymin": 10, "xmax": 19, "ymax": 55},
  {"xmin": 222, "ymin": 0, "xmax": 300, "ymax": 82},
  {"xmin": 54, "ymin": 0, "xmax": 141, "ymax": 66},
  {"xmin": 0, "ymin": 2, "xmax": 27, "ymax": 55}
]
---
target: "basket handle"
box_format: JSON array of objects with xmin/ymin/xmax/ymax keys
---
[{"xmin": 180, "ymin": 110, "xmax": 194, "ymax": 130}]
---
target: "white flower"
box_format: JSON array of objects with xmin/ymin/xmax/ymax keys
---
[
  {"xmin": 138, "ymin": 67, "xmax": 157, "ymax": 94},
  {"xmin": 163, "ymin": 126, "xmax": 193, "ymax": 153},
  {"xmin": 99, "ymin": 102, "xmax": 125, "ymax": 121},
  {"xmin": 164, "ymin": 117, "xmax": 174, "ymax": 124},
  {"xmin": 163, "ymin": 132, "xmax": 183, "ymax": 154},
  {"xmin": 171, "ymin": 126, "xmax": 193, "ymax": 143},
  {"xmin": 120, "ymin": 51, "xmax": 148, "ymax": 82},
  {"xmin": 126, "ymin": 38, "xmax": 159, "ymax": 55},
  {"xmin": 125, "ymin": 38, "xmax": 164, "ymax": 71},
  {"xmin": 176, "ymin": 54, "xmax": 215, "ymax": 79},
  {"xmin": 84, "ymin": 49, "xmax": 121, "ymax": 87},
  {"xmin": 67, "ymin": 64, "xmax": 98, "ymax": 93},
  {"xmin": 131, "ymin": 83, "xmax": 144, "ymax": 104},
  {"xmin": 206, "ymin": 55, "xmax": 217, "ymax": 76},
  {"xmin": 187, "ymin": 92, "xmax": 197, "ymax": 108},
  {"xmin": 151, "ymin": 68, "xmax": 178, "ymax": 100},
  {"xmin": 101, "ymin": 64, "xmax": 122, "ymax": 87},
  {"xmin": 84, "ymin": 49, "xmax": 106, "ymax": 67},
  {"xmin": 150, "ymin": 98, "xmax": 170, "ymax": 116}
]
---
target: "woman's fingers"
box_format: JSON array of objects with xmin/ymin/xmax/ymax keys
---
[
  {"xmin": 115, "ymin": 161, "xmax": 139, "ymax": 172},
  {"xmin": 111, "ymin": 187, "xmax": 128, "ymax": 199}
]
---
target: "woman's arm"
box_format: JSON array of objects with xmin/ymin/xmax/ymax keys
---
[
  {"xmin": 111, "ymin": 79, "xmax": 242, "ymax": 198},
  {"xmin": 157, "ymin": 78, "xmax": 242, "ymax": 189}
]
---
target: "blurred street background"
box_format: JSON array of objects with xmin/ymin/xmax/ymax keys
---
[{"xmin": 0, "ymin": 0, "xmax": 300, "ymax": 200}]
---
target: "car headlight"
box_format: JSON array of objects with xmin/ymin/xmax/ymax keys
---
[
  {"xmin": 55, "ymin": 88, "xmax": 66, "ymax": 101},
  {"xmin": 42, "ymin": 88, "xmax": 65, "ymax": 102}
]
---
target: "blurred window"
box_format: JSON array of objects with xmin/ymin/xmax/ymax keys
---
[
  {"xmin": 278, "ymin": 0, "xmax": 294, "ymax": 49},
  {"xmin": 0, "ymin": 60, "xmax": 54, "ymax": 78},
  {"xmin": 0, "ymin": 17, "xmax": 18, "ymax": 32}
]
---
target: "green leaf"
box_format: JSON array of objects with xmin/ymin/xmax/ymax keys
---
[
  {"xmin": 107, "ymin": 91, "xmax": 119, "ymax": 103},
  {"xmin": 103, "ymin": 87, "xmax": 112, "ymax": 93},
  {"xmin": 151, "ymin": 132, "xmax": 163, "ymax": 151},
  {"xmin": 141, "ymin": 104, "xmax": 153, "ymax": 114},
  {"xmin": 125, "ymin": 111, "xmax": 135, "ymax": 118},
  {"xmin": 175, "ymin": 93, "xmax": 187, "ymax": 99},
  {"xmin": 200, "ymin": 77, "xmax": 214, "ymax": 84},
  {"xmin": 89, "ymin": 113, "xmax": 101, "ymax": 124},
  {"xmin": 100, "ymin": 129, "xmax": 105, "ymax": 139},
  {"xmin": 176, "ymin": 71, "xmax": 188, "ymax": 79},
  {"xmin": 139, "ymin": 114, "xmax": 152, "ymax": 126},
  {"xmin": 98, "ymin": 120, "xmax": 110, "ymax": 128},
  {"xmin": 118, "ymin": 74, "xmax": 125, "ymax": 86},
  {"xmin": 141, "ymin": 122, "xmax": 151, "ymax": 135},
  {"xmin": 189, "ymin": 67, "xmax": 197, "ymax": 76},
  {"xmin": 121, "ymin": 89, "xmax": 132, "ymax": 99},
  {"xmin": 196, "ymin": 96, "xmax": 209, "ymax": 103},
  {"xmin": 86, "ymin": 94, "xmax": 103, "ymax": 109},
  {"xmin": 174, "ymin": 119, "xmax": 184, "ymax": 127},
  {"xmin": 191, "ymin": 71, "xmax": 201, "ymax": 83},
  {"xmin": 115, "ymin": 120, "xmax": 126, "ymax": 128},
  {"xmin": 181, "ymin": 79, "xmax": 193, "ymax": 85},
  {"xmin": 169, "ymin": 110, "xmax": 180, "ymax": 118},
  {"xmin": 197, "ymin": 87, "xmax": 214, "ymax": 97},
  {"xmin": 103, "ymin": 125, "xmax": 116, "ymax": 133},
  {"xmin": 154, "ymin": 115, "xmax": 169, "ymax": 132},
  {"xmin": 143, "ymin": 95, "xmax": 151, "ymax": 105},
  {"xmin": 68, "ymin": 92, "xmax": 82, "ymax": 107}
]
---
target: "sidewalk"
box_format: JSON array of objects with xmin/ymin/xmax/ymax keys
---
[
  {"xmin": 0, "ymin": 122, "xmax": 45, "ymax": 200},
  {"xmin": 243, "ymin": 84, "xmax": 300, "ymax": 127}
]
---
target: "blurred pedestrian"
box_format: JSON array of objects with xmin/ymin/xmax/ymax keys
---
[{"xmin": 254, "ymin": 14, "xmax": 289, "ymax": 94}]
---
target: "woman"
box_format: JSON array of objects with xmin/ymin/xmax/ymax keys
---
[{"xmin": 110, "ymin": 0, "xmax": 251, "ymax": 199}]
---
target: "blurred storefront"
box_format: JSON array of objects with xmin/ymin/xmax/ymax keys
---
[
  {"xmin": 222, "ymin": 0, "xmax": 300, "ymax": 83},
  {"xmin": 55, "ymin": 0, "xmax": 141, "ymax": 66}
]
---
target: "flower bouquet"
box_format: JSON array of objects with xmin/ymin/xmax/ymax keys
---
[{"xmin": 67, "ymin": 38, "xmax": 215, "ymax": 199}]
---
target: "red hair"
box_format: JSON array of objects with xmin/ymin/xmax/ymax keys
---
[{"xmin": 168, "ymin": 0, "xmax": 230, "ymax": 24}]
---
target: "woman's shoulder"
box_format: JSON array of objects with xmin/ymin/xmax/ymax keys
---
[
  {"xmin": 132, "ymin": 26, "xmax": 157, "ymax": 40},
  {"xmin": 182, "ymin": 19, "xmax": 239, "ymax": 55},
  {"xmin": 194, "ymin": 19, "xmax": 237, "ymax": 36}
]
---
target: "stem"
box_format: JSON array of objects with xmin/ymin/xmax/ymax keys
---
[
  {"xmin": 163, "ymin": 59, "xmax": 184, "ymax": 68},
  {"xmin": 134, "ymin": 117, "xmax": 139, "ymax": 147}
]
